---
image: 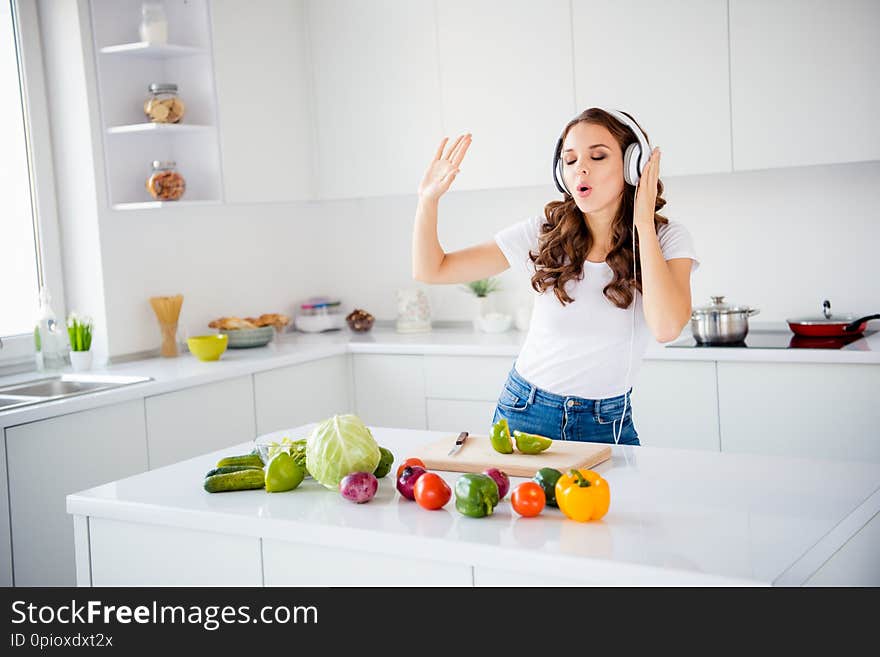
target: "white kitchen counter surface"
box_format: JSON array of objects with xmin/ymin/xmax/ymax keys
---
[
  {"xmin": 67, "ymin": 425, "xmax": 880, "ymax": 586},
  {"xmin": 3, "ymin": 322, "xmax": 878, "ymax": 428}
]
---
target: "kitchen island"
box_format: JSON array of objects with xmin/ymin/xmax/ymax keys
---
[{"xmin": 67, "ymin": 425, "xmax": 880, "ymax": 587}]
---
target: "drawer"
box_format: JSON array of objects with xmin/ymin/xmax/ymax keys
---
[
  {"xmin": 424, "ymin": 355, "xmax": 513, "ymax": 401},
  {"xmin": 426, "ymin": 399, "xmax": 497, "ymax": 433}
]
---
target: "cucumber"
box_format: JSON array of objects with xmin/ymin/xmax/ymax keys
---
[
  {"xmin": 204, "ymin": 465, "xmax": 263, "ymax": 478},
  {"xmin": 204, "ymin": 469, "xmax": 265, "ymax": 493},
  {"xmin": 216, "ymin": 454, "xmax": 264, "ymax": 469}
]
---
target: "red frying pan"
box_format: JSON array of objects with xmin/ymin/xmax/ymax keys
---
[{"xmin": 787, "ymin": 300, "xmax": 880, "ymax": 337}]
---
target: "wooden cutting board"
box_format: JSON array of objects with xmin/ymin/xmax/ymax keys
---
[{"xmin": 413, "ymin": 435, "xmax": 611, "ymax": 478}]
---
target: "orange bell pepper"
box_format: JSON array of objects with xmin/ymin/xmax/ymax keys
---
[{"xmin": 555, "ymin": 469, "xmax": 610, "ymax": 522}]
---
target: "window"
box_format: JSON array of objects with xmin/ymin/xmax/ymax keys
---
[{"xmin": 1, "ymin": 0, "xmax": 64, "ymax": 367}]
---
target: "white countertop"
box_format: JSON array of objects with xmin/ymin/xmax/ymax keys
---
[
  {"xmin": 67, "ymin": 425, "xmax": 880, "ymax": 586},
  {"xmin": 3, "ymin": 322, "xmax": 878, "ymax": 428}
]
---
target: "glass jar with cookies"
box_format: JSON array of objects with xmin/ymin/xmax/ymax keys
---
[
  {"xmin": 146, "ymin": 160, "xmax": 186, "ymax": 201},
  {"xmin": 143, "ymin": 83, "xmax": 185, "ymax": 123}
]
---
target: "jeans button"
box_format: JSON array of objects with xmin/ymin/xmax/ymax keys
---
[{"xmin": 566, "ymin": 399, "xmax": 574, "ymax": 407}]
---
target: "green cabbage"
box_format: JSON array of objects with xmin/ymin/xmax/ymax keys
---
[{"xmin": 306, "ymin": 414, "xmax": 381, "ymax": 489}]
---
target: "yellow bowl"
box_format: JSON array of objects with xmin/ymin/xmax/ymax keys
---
[{"xmin": 187, "ymin": 334, "xmax": 228, "ymax": 361}]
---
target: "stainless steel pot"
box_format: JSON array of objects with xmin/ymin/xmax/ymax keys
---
[{"xmin": 690, "ymin": 296, "xmax": 760, "ymax": 345}]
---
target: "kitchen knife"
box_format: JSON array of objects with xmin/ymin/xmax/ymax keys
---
[{"xmin": 447, "ymin": 431, "xmax": 468, "ymax": 456}]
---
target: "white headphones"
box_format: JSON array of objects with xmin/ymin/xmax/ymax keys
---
[{"xmin": 552, "ymin": 108, "xmax": 652, "ymax": 194}]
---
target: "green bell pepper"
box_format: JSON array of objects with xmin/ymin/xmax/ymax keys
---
[
  {"xmin": 373, "ymin": 446, "xmax": 394, "ymax": 478},
  {"xmin": 489, "ymin": 418, "xmax": 514, "ymax": 454},
  {"xmin": 513, "ymin": 430, "xmax": 553, "ymax": 454},
  {"xmin": 533, "ymin": 467, "xmax": 563, "ymax": 507},
  {"xmin": 454, "ymin": 473, "xmax": 500, "ymax": 518}
]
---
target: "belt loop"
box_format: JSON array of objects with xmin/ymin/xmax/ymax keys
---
[
  {"xmin": 528, "ymin": 385, "xmax": 536, "ymax": 405},
  {"xmin": 593, "ymin": 397, "xmax": 601, "ymax": 421}
]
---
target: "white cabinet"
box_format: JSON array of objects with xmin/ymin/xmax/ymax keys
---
[
  {"xmin": 423, "ymin": 354, "xmax": 511, "ymax": 432},
  {"xmin": 729, "ymin": 0, "xmax": 880, "ymax": 170},
  {"xmin": 211, "ymin": 0, "xmax": 315, "ymax": 203},
  {"xmin": 571, "ymin": 0, "xmax": 732, "ymax": 177},
  {"xmin": 435, "ymin": 0, "xmax": 575, "ymax": 191},
  {"xmin": 306, "ymin": 0, "xmax": 443, "ymax": 199},
  {"xmin": 426, "ymin": 399, "xmax": 497, "ymax": 433},
  {"xmin": 89, "ymin": 0, "xmax": 223, "ymax": 209},
  {"xmin": 717, "ymin": 363, "xmax": 880, "ymax": 462},
  {"xmin": 0, "ymin": 428, "xmax": 10, "ymax": 586},
  {"xmin": 144, "ymin": 376, "xmax": 256, "ymax": 468},
  {"xmin": 5, "ymin": 400, "xmax": 148, "ymax": 586},
  {"xmin": 352, "ymin": 354, "xmax": 426, "ymax": 429},
  {"xmin": 631, "ymin": 360, "xmax": 720, "ymax": 451},
  {"xmin": 423, "ymin": 355, "xmax": 513, "ymax": 402},
  {"xmin": 254, "ymin": 355, "xmax": 352, "ymax": 434},
  {"xmin": 263, "ymin": 539, "xmax": 472, "ymax": 586},
  {"xmin": 89, "ymin": 517, "xmax": 262, "ymax": 586}
]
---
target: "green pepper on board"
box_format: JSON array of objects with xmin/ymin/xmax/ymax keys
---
[
  {"xmin": 454, "ymin": 473, "xmax": 500, "ymax": 518},
  {"xmin": 513, "ymin": 430, "xmax": 553, "ymax": 454},
  {"xmin": 489, "ymin": 418, "xmax": 514, "ymax": 454}
]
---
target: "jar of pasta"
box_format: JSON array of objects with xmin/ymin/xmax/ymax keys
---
[
  {"xmin": 143, "ymin": 83, "xmax": 185, "ymax": 123},
  {"xmin": 146, "ymin": 160, "xmax": 186, "ymax": 201}
]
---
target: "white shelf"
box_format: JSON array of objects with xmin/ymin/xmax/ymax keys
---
[
  {"xmin": 91, "ymin": 0, "xmax": 222, "ymax": 210},
  {"xmin": 99, "ymin": 42, "xmax": 206, "ymax": 57},
  {"xmin": 112, "ymin": 200, "xmax": 221, "ymax": 211},
  {"xmin": 107, "ymin": 123, "xmax": 214, "ymax": 134}
]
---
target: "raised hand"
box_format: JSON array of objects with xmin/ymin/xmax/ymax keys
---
[
  {"xmin": 418, "ymin": 133, "xmax": 472, "ymax": 202},
  {"xmin": 634, "ymin": 146, "xmax": 661, "ymax": 230}
]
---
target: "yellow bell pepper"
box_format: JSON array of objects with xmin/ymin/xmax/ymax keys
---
[{"xmin": 555, "ymin": 469, "xmax": 610, "ymax": 522}]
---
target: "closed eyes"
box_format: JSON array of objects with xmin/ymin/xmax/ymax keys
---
[{"xmin": 564, "ymin": 157, "xmax": 605, "ymax": 165}]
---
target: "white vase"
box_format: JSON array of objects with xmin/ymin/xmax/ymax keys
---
[
  {"xmin": 69, "ymin": 350, "xmax": 92, "ymax": 371},
  {"xmin": 472, "ymin": 296, "xmax": 490, "ymax": 330}
]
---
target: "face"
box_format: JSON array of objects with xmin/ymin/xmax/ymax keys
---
[{"xmin": 560, "ymin": 121, "xmax": 624, "ymax": 216}]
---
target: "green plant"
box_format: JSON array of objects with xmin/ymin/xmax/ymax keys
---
[
  {"xmin": 66, "ymin": 313, "xmax": 93, "ymax": 352},
  {"xmin": 460, "ymin": 277, "xmax": 501, "ymax": 297}
]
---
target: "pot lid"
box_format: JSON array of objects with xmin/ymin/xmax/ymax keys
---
[
  {"xmin": 786, "ymin": 299, "xmax": 858, "ymax": 325},
  {"xmin": 787, "ymin": 314, "xmax": 859, "ymax": 325},
  {"xmin": 692, "ymin": 295, "xmax": 756, "ymax": 317}
]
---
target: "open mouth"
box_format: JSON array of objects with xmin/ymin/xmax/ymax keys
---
[{"xmin": 576, "ymin": 185, "xmax": 591, "ymax": 198}]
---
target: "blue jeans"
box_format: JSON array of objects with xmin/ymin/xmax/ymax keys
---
[{"xmin": 492, "ymin": 367, "xmax": 640, "ymax": 446}]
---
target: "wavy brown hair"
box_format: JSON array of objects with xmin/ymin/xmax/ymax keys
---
[{"xmin": 530, "ymin": 108, "xmax": 668, "ymax": 309}]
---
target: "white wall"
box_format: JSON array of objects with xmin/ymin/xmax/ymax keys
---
[
  {"xmin": 97, "ymin": 158, "xmax": 880, "ymax": 357},
  {"xmin": 98, "ymin": 200, "xmax": 329, "ymax": 356}
]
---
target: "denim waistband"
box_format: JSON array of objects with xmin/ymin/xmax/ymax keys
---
[{"xmin": 506, "ymin": 366, "xmax": 632, "ymax": 411}]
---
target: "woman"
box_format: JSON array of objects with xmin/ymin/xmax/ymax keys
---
[{"xmin": 412, "ymin": 108, "xmax": 700, "ymax": 445}]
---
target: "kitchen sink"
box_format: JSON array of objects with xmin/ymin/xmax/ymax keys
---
[
  {"xmin": 0, "ymin": 379, "xmax": 112, "ymax": 397},
  {"xmin": 0, "ymin": 373, "xmax": 153, "ymax": 412}
]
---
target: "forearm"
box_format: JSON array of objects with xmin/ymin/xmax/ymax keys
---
[
  {"xmin": 636, "ymin": 228, "xmax": 691, "ymax": 342},
  {"xmin": 412, "ymin": 197, "xmax": 446, "ymax": 281}
]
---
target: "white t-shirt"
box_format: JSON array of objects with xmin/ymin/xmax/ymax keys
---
[{"xmin": 494, "ymin": 215, "xmax": 700, "ymax": 399}]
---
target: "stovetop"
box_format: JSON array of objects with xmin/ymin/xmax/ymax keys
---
[{"xmin": 668, "ymin": 329, "xmax": 878, "ymax": 350}]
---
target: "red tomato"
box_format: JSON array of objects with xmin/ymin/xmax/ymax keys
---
[
  {"xmin": 511, "ymin": 481, "xmax": 546, "ymax": 517},
  {"xmin": 413, "ymin": 472, "xmax": 452, "ymax": 510},
  {"xmin": 396, "ymin": 457, "xmax": 426, "ymax": 480}
]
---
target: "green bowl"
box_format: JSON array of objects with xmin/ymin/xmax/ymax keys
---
[
  {"xmin": 187, "ymin": 334, "xmax": 228, "ymax": 361},
  {"xmin": 220, "ymin": 325, "xmax": 274, "ymax": 348}
]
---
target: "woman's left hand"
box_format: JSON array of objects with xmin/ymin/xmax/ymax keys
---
[{"xmin": 634, "ymin": 146, "xmax": 661, "ymax": 231}]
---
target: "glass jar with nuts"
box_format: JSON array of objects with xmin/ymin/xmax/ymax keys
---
[
  {"xmin": 146, "ymin": 160, "xmax": 186, "ymax": 201},
  {"xmin": 143, "ymin": 83, "xmax": 185, "ymax": 123}
]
